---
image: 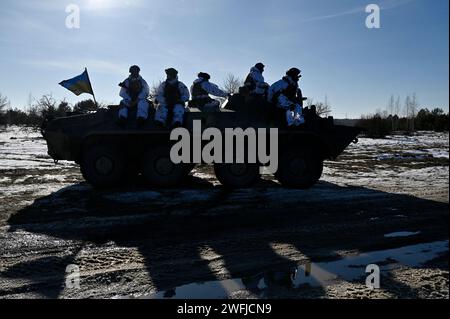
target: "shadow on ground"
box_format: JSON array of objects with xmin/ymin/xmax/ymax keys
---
[{"xmin": 4, "ymin": 177, "xmax": 449, "ymax": 298}]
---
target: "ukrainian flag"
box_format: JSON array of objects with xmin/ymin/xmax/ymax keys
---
[{"xmin": 59, "ymin": 68, "xmax": 94, "ymax": 96}]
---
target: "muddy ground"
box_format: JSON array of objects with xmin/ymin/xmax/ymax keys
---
[{"xmin": 0, "ymin": 127, "xmax": 448, "ymax": 299}]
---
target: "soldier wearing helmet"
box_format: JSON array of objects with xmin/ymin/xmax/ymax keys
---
[
  {"xmin": 190, "ymin": 72, "xmax": 228, "ymax": 112},
  {"xmin": 243, "ymin": 63, "xmax": 269, "ymax": 97},
  {"xmin": 154, "ymin": 68, "xmax": 190, "ymax": 128},
  {"xmin": 268, "ymin": 67, "xmax": 306, "ymax": 127},
  {"xmin": 118, "ymin": 65, "xmax": 150, "ymax": 125}
]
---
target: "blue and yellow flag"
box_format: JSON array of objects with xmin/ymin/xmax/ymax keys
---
[{"xmin": 59, "ymin": 68, "xmax": 94, "ymax": 96}]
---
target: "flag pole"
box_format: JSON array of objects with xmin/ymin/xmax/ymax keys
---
[
  {"xmin": 85, "ymin": 67, "xmax": 98, "ymax": 108},
  {"xmin": 92, "ymin": 92, "xmax": 98, "ymax": 107}
]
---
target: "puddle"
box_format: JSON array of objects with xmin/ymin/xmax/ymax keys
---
[{"xmin": 132, "ymin": 240, "xmax": 448, "ymax": 299}]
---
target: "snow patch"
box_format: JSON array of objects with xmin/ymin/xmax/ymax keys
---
[{"xmin": 0, "ymin": 177, "xmax": 11, "ymax": 183}]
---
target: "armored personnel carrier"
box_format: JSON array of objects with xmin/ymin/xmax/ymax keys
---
[{"xmin": 41, "ymin": 95, "xmax": 362, "ymax": 189}]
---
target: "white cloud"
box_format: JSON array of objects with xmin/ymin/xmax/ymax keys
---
[{"xmin": 302, "ymin": 0, "xmax": 415, "ymax": 22}]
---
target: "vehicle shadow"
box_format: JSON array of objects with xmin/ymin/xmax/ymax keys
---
[{"xmin": 4, "ymin": 178, "xmax": 449, "ymax": 299}]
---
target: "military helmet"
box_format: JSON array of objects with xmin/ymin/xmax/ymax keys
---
[
  {"xmin": 286, "ymin": 68, "xmax": 302, "ymax": 77},
  {"xmin": 198, "ymin": 72, "xmax": 211, "ymax": 80},
  {"xmin": 165, "ymin": 68, "xmax": 178, "ymax": 77},
  {"xmin": 286, "ymin": 67, "xmax": 301, "ymax": 78},
  {"xmin": 255, "ymin": 62, "xmax": 265, "ymax": 72},
  {"xmin": 129, "ymin": 65, "xmax": 141, "ymax": 74}
]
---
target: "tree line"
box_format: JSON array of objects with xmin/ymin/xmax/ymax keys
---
[
  {"xmin": 1, "ymin": 91, "xmax": 447, "ymax": 136},
  {"xmin": 357, "ymin": 94, "xmax": 449, "ymax": 137},
  {"xmin": 0, "ymin": 93, "xmax": 98, "ymax": 127}
]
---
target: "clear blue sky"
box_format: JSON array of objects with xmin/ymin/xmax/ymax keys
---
[{"xmin": 0, "ymin": 0, "xmax": 448, "ymax": 118}]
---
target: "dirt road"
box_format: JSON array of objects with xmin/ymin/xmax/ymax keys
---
[{"xmin": 0, "ymin": 127, "xmax": 448, "ymax": 299}]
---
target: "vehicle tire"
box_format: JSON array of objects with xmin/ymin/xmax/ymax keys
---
[
  {"xmin": 214, "ymin": 163, "xmax": 260, "ymax": 189},
  {"xmin": 80, "ymin": 144, "xmax": 126, "ymax": 188},
  {"xmin": 275, "ymin": 149, "xmax": 323, "ymax": 189},
  {"xmin": 142, "ymin": 146, "xmax": 186, "ymax": 188}
]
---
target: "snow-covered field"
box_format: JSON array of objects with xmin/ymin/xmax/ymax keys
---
[
  {"xmin": 0, "ymin": 126, "xmax": 448, "ymax": 231},
  {"xmin": 0, "ymin": 126, "xmax": 448, "ymax": 299},
  {"xmin": 0, "ymin": 126, "xmax": 79, "ymax": 199},
  {"xmin": 0, "ymin": 126, "xmax": 74, "ymax": 170},
  {"xmin": 1, "ymin": 126, "xmax": 448, "ymax": 201},
  {"xmin": 324, "ymin": 131, "xmax": 449, "ymax": 202}
]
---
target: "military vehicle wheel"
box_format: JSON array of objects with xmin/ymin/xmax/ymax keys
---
[
  {"xmin": 142, "ymin": 146, "xmax": 186, "ymax": 187},
  {"xmin": 80, "ymin": 144, "xmax": 126, "ymax": 188},
  {"xmin": 276, "ymin": 149, "xmax": 323, "ymax": 189},
  {"xmin": 214, "ymin": 163, "xmax": 260, "ymax": 189}
]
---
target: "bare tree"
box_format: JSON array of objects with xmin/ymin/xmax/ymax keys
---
[
  {"xmin": 387, "ymin": 95, "xmax": 395, "ymax": 131},
  {"xmin": 387, "ymin": 95, "xmax": 394, "ymax": 115},
  {"xmin": 222, "ymin": 74, "xmax": 243, "ymax": 94},
  {"xmin": 404, "ymin": 95, "xmax": 411, "ymax": 117},
  {"xmin": 35, "ymin": 94, "xmax": 57, "ymax": 117},
  {"xmin": 314, "ymin": 95, "xmax": 332, "ymax": 117},
  {"xmin": 393, "ymin": 95, "xmax": 401, "ymax": 131},
  {"xmin": 306, "ymin": 96, "xmax": 332, "ymax": 116},
  {"xmin": 404, "ymin": 95, "xmax": 413, "ymax": 131},
  {"xmin": 410, "ymin": 93, "xmax": 418, "ymax": 131},
  {"xmin": 403, "ymin": 94, "xmax": 419, "ymax": 131},
  {"xmin": 27, "ymin": 93, "xmax": 34, "ymax": 109},
  {"xmin": 0, "ymin": 93, "xmax": 9, "ymax": 111},
  {"xmin": 0, "ymin": 93, "xmax": 9, "ymax": 125},
  {"xmin": 150, "ymin": 80, "xmax": 163, "ymax": 98},
  {"xmin": 316, "ymin": 104, "xmax": 331, "ymax": 117},
  {"xmin": 394, "ymin": 96, "xmax": 401, "ymax": 116}
]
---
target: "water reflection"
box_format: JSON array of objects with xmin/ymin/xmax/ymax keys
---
[{"xmin": 140, "ymin": 240, "xmax": 448, "ymax": 299}]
